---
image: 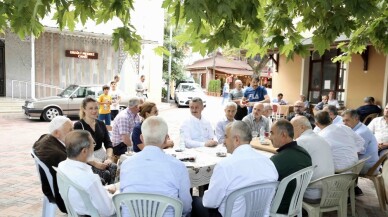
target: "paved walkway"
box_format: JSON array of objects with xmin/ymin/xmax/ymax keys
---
[{"xmin": 0, "ymin": 97, "xmax": 387, "ymax": 216}]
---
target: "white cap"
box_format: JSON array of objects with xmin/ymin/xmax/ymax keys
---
[{"xmin": 48, "ymin": 116, "xmax": 70, "ymax": 134}]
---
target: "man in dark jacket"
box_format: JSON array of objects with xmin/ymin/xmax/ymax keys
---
[
  {"xmin": 32, "ymin": 116, "xmax": 73, "ymax": 213},
  {"xmin": 356, "ymin": 96, "xmax": 382, "ymax": 125}
]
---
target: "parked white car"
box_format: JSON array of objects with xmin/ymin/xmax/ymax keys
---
[
  {"xmin": 174, "ymin": 83, "xmax": 207, "ymax": 107},
  {"xmin": 22, "ymin": 84, "xmax": 129, "ymax": 121}
]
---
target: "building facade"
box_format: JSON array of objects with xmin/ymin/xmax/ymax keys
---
[{"xmin": 271, "ymin": 46, "xmax": 388, "ymax": 109}]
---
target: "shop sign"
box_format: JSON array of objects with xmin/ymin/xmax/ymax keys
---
[{"xmin": 65, "ymin": 50, "xmax": 98, "ymax": 59}]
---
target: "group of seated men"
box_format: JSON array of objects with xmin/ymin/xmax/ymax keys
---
[{"xmin": 32, "ymin": 84, "xmax": 388, "ymax": 216}]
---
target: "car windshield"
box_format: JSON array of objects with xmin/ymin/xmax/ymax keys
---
[
  {"xmin": 181, "ymin": 84, "xmax": 201, "ymax": 92},
  {"xmin": 58, "ymin": 85, "xmax": 78, "ymax": 97}
]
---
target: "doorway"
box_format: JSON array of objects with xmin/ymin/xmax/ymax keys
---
[{"xmin": 0, "ymin": 40, "xmax": 4, "ymax": 96}]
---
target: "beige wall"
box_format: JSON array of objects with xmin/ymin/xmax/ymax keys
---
[
  {"xmin": 346, "ymin": 47, "xmax": 387, "ymax": 109},
  {"xmin": 272, "ymin": 55, "xmax": 303, "ymax": 104}
]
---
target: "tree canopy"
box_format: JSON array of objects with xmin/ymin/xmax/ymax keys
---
[
  {"xmin": 163, "ymin": 0, "xmax": 388, "ymax": 61},
  {"xmin": 1, "ymin": 0, "xmax": 386, "ymax": 61},
  {"xmin": 0, "ymin": 0, "xmax": 141, "ymax": 55}
]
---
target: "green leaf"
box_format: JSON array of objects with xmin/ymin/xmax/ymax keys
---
[
  {"xmin": 154, "ymin": 46, "xmax": 171, "ymax": 56},
  {"xmin": 312, "ymin": 35, "xmax": 330, "ymax": 56}
]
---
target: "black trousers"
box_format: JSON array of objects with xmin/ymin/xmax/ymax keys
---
[
  {"xmin": 234, "ymin": 105, "xmax": 248, "ymax": 120},
  {"xmin": 111, "ymin": 110, "xmax": 119, "ymax": 120},
  {"xmin": 191, "ymin": 196, "xmax": 222, "ymax": 217},
  {"xmin": 112, "ymin": 142, "xmax": 127, "ymax": 156}
]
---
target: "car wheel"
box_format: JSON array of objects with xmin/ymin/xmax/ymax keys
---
[{"xmin": 43, "ymin": 107, "xmax": 62, "ymax": 121}]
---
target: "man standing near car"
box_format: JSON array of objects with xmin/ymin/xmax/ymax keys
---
[
  {"xmin": 229, "ymin": 79, "xmax": 247, "ymax": 120},
  {"xmin": 136, "ymin": 75, "xmax": 148, "ymax": 100}
]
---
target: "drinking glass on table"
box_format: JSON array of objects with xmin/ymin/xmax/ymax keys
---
[{"xmin": 127, "ymin": 146, "xmax": 133, "ymax": 155}]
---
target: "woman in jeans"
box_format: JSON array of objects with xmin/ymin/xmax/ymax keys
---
[{"xmin": 74, "ymin": 96, "xmax": 117, "ymax": 185}]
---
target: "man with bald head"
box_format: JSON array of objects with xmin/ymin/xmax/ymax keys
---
[
  {"xmin": 33, "ymin": 116, "xmax": 73, "ymax": 213},
  {"xmin": 121, "ymin": 117, "xmax": 192, "ymax": 216},
  {"xmin": 229, "ymin": 79, "xmax": 247, "ymax": 120},
  {"xmin": 291, "ymin": 116, "xmax": 334, "ymax": 202},
  {"xmin": 242, "ymin": 102, "xmax": 269, "ymax": 133},
  {"xmin": 198, "ymin": 121, "xmax": 278, "ymax": 217},
  {"xmin": 287, "ymin": 100, "xmax": 315, "ymax": 128}
]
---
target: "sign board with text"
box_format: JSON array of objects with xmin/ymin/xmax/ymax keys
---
[{"xmin": 65, "ymin": 50, "xmax": 98, "ymax": 59}]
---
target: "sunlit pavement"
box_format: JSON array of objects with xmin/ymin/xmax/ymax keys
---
[{"xmin": 0, "ymin": 96, "xmax": 386, "ymax": 216}]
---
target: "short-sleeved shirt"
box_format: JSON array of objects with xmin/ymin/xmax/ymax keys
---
[
  {"xmin": 111, "ymin": 109, "xmax": 140, "ymax": 147},
  {"xmin": 98, "ymin": 94, "xmax": 112, "ymax": 114},
  {"xmin": 109, "ymin": 89, "xmax": 121, "ymax": 110},
  {"xmin": 368, "ymin": 117, "xmax": 388, "ymax": 143},
  {"xmin": 243, "ymin": 86, "xmax": 267, "ymax": 113},
  {"xmin": 229, "ymin": 89, "xmax": 244, "ymax": 101}
]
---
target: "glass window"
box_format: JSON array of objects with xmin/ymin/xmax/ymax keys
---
[
  {"xmin": 308, "ymin": 49, "xmax": 345, "ymax": 104},
  {"xmin": 310, "ymin": 61, "xmax": 322, "ymax": 90}
]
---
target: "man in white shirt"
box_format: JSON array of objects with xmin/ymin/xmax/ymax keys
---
[
  {"xmin": 328, "ymin": 91, "xmax": 340, "ymax": 109},
  {"xmin": 315, "ymin": 111, "xmax": 365, "ymax": 171},
  {"xmin": 135, "ymin": 75, "xmax": 148, "ymax": 99},
  {"xmin": 215, "ymin": 102, "xmax": 237, "ymax": 144},
  {"xmin": 109, "ymin": 81, "xmax": 121, "ymax": 120},
  {"xmin": 242, "ymin": 102, "xmax": 270, "ymax": 133},
  {"xmin": 368, "ymin": 103, "xmax": 388, "ymax": 157},
  {"xmin": 199, "ymin": 121, "xmax": 278, "ymax": 217},
  {"xmin": 120, "ymin": 116, "xmax": 192, "ymax": 217},
  {"xmin": 291, "ymin": 116, "xmax": 334, "ymax": 201},
  {"xmin": 58, "ymin": 130, "xmax": 116, "ymax": 217},
  {"xmin": 181, "ymin": 97, "xmax": 218, "ymax": 148},
  {"xmin": 313, "ymin": 105, "xmax": 343, "ymax": 133}
]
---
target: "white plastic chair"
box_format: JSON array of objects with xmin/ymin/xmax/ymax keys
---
[
  {"xmin": 56, "ymin": 169, "xmax": 100, "ymax": 217},
  {"xmin": 31, "ymin": 149, "xmax": 57, "ymax": 217},
  {"xmin": 270, "ymin": 166, "xmax": 315, "ymax": 217},
  {"xmin": 335, "ymin": 156, "xmax": 370, "ymax": 216},
  {"xmin": 302, "ymin": 173, "xmax": 356, "ymax": 217},
  {"xmin": 112, "ymin": 192, "xmax": 183, "ymax": 217},
  {"xmin": 224, "ymin": 181, "xmax": 279, "ymax": 217}
]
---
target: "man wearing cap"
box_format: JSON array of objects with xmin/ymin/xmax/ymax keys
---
[
  {"xmin": 111, "ymin": 97, "xmax": 141, "ymax": 155},
  {"xmin": 32, "ymin": 116, "xmax": 73, "ymax": 213}
]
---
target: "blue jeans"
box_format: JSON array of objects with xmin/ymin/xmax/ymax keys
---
[{"xmin": 98, "ymin": 113, "xmax": 111, "ymax": 126}]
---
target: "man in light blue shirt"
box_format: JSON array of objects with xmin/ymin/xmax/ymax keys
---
[
  {"xmin": 120, "ymin": 116, "xmax": 192, "ymax": 217},
  {"xmin": 342, "ymin": 109, "xmax": 379, "ymax": 195},
  {"xmin": 215, "ymin": 102, "xmax": 237, "ymax": 144}
]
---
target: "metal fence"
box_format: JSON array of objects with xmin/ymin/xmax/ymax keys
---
[{"xmin": 11, "ymin": 80, "xmax": 64, "ymax": 99}]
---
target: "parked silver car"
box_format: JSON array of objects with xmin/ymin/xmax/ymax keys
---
[{"xmin": 22, "ymin": 84, "xmax": 128, "ymax": 121}]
